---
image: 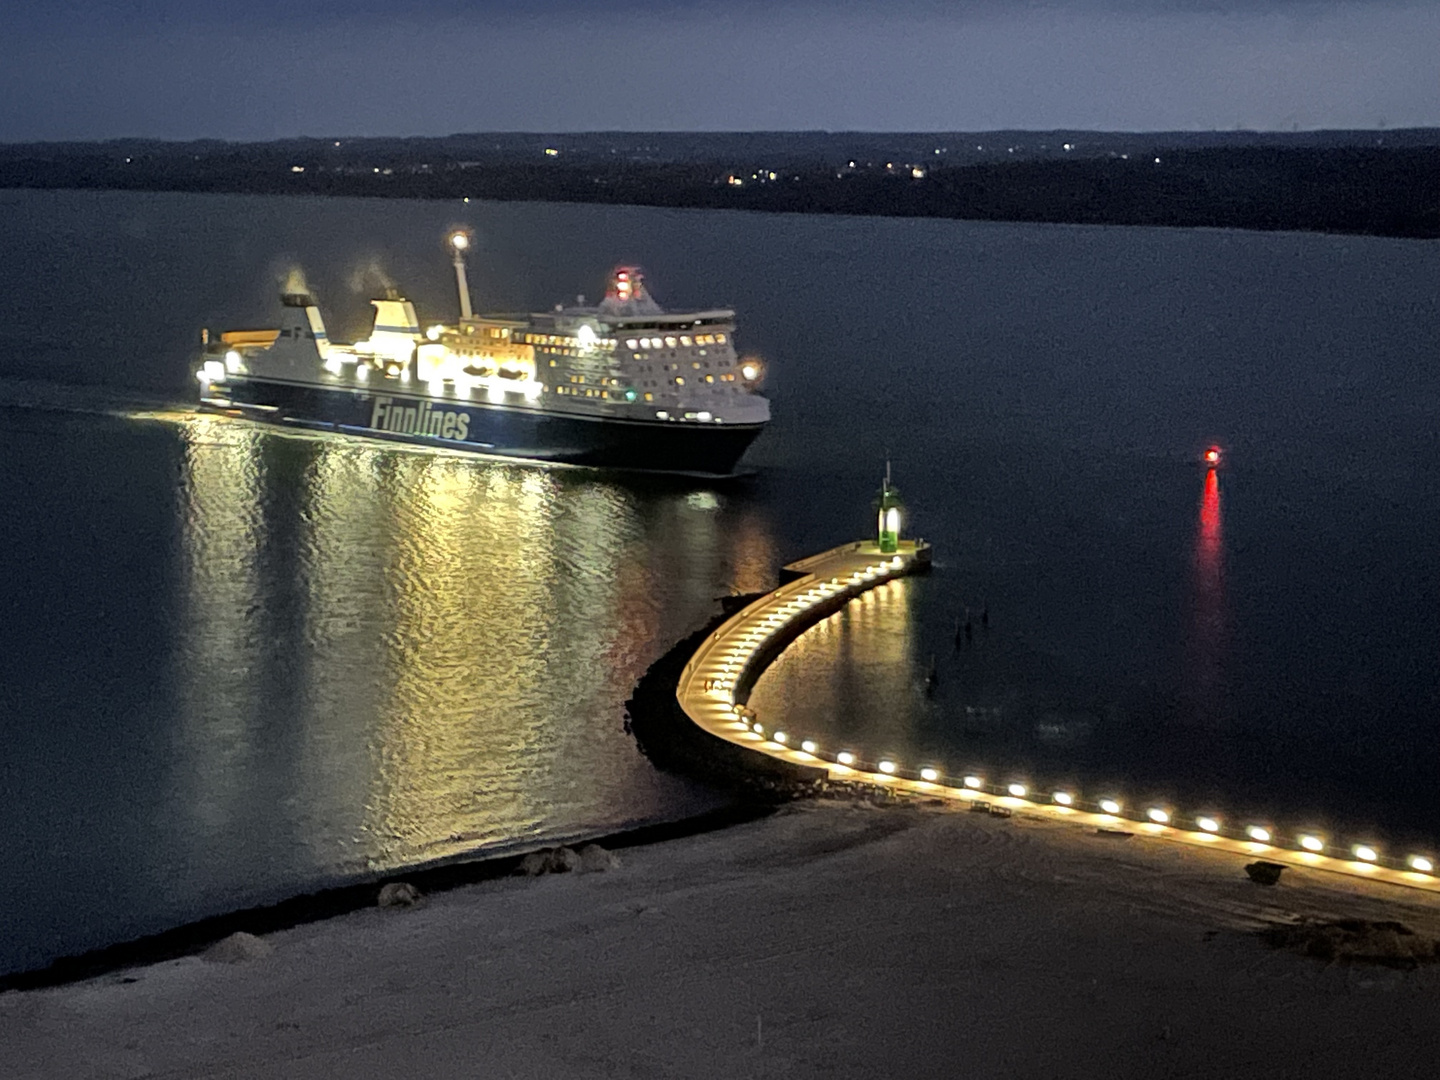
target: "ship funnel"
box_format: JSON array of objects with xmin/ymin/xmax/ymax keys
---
[
  {"xmin": 277, "ymin": 291, "xmax": 330, "ymax": 358},
  {"xmin": 362, "ymin": 297, "xmax": 421, "ymax": 367},
  {"xmin": 598, "ymin": 266, "xmax": 663, "ymax": 316}
]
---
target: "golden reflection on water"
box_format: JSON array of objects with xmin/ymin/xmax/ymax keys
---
[
  {"xmin": 171, "ymin": 414, "xmax": 777, "ymax": 876},
  {"xmin": 748, "ymin": 578, "xmax": 919, "ymax": 754},
  {"xmin": 174, "ymin": 415, "xmax": 266, "ymax": 836}
]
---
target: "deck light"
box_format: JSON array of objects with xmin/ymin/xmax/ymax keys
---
[
  {"xmin": 920, "ymin": 768, "xmax": 939, "ymax": 782},
  {"xmin": 837, "ymin": 752, "xmax": 855, "ymax": 766},
  {"xmin": 773, "ymin": 731, "xmax": 788, "ymax": 744},
  {"xmin": 878, "ymin": 760, "xmax": 896, "ymax": 774},
  {"xmin": 1099, "ymin": 799, "xmax": 1122, "ymax": 815},
  {"xmin": 1147, "ymin": 808, "xmax": 1170, "ymax": 824},
  {"xmin": 1008, "ymin": 784, "xmax": 1027, "ymax": 798},
  {"xmin": 1299, "ymin": 835, "xmax": 1324, "ymax": 852},
  {"xmin": 963, "ymin": 776, "xmax": 983, "ymax": 790},
  {"xmin": 1409, "ymin": 856, "xmax": 1434, "ymax": 874},
  {"xmin": 1353, "ymin": 845, "xmax": 1377, "ymax": 863},
  {"xmin": 1246, "ymin": 826, "xmax": 1271, "ymax": 843},
  {"xmin": 1196, "ymin": 817, "xmax": 1220, "ymax": 833},
  {"xmin": 1052, "ymin": 792, "xmax": 1073, "ymax": 806},
  {"xmin": 801, "ymin": 740, "xmax": 818, "ymax": 754},
  {"xmin": 751, "ymin": 723, "xmax": 763, "ymax": 736}
]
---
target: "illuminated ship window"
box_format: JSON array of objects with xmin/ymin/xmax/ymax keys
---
[
  {"xmin": 674, "ymin": 377, "xmax": 685, "ymax": 385},
  {"xmin": 692, "ymin": 361, "xmax": 701, "ymax": 369},
  {"xmin": 665, "ymin": 336, "xmax": 677, "ymax": 347},
  {"xmin": 644, "ymin": 392, "xmax": 653, "ymax": 401},
  {"xmin": 680, "ymin": 336, "xmax": 692, "ymax": 346},
  {"xmin": 716, "ymin": 334, "xmax": 727, "ymax": 343},
  {"xmin": 705, "ymin": 375, "xmax": 714, "ymax": 383}
]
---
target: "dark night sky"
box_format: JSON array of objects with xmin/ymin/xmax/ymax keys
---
[{"xmin": 2, "ymin": 0, "xmax": 1435, "ymax": 140}]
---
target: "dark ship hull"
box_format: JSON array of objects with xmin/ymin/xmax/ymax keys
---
[{"xmin": 215, "ymin": 377, "xmax": 765, "ymax": 477}]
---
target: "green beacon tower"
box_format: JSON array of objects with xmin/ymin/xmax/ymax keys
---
[{"xmin": 877, "ymin": 462, "xmax": 903, "ymax": 554}]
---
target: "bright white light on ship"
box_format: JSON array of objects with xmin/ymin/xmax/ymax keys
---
[
  {"xmin": 1099, "ymin": 799, "xmax": 1122, "ymax": 816},
  {"xmin": 741, "ymin": 364, "xmax": 758, "ymax": 380},
  {"xmin": 1299, "ymin": 835, "xmax": 1324, "ymax": 853},
  {"xmin": 801, "ymin": 740, "xmax": 818, "ymax": 754},
  {"xmin": 450, "ymin": 232, "xmax": 469, "ymax": 250},
  {"xmin": 751, "ymin": 724, "xmax": 764, "ymax": 736},
  {"xmin": 1052, "ymin": 792, "xmax": 1073, "ymax": 806},
  {"xmin": 773, "ymin": 731, "xmax": 788, "ymax": 744},
  {"xmin": 878, "ymin": 760, "xmax": 896, "ymax": 774},
  {"xmin": 426, "ymin": 325, "xmax": 444, "ymax": 341},
  {"xmin": 1353, "ymin": 846, "xmax": 1377, "ymax": 863},
  {"xmin": 224, "ymin": 349, "xmax": 242, "ymax": 373},
  {"xmin": 1007, "ymin": 784, "xmax": 1027, "ymax": 798},
  {"xmin": 356, "ymin": 365, "xmax": 369, "ymax": 382},
  {"xmin": 577, "ymin": 324, "xmax": 596, "ymax": 348},
  {"xmin": 837, "ymin": 752, "xmax": 855, "ymax": 766},
  {"xmin": 920, "ymin": 768, "xmax": 939, "ymax": 782},
  {"xmin": 1409, "ymin": 856, "xmax": 1434, "ymax": 873},
  {"xmin": 1196, "ymin": 817, "xmax": 1220, "ymax": 833},
  {"xmin": 963, "ymin": 776, "xmax": 983, "ymax": 790},
  {"xmin": 1147, "ymin": 808, "xmax": 1170, "ymax": 824},
  {"xmin": 1246, "ymin": 826, "xmax": 1271, "ymax": 843}
]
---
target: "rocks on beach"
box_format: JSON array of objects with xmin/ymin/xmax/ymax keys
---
[
  {"xmin": 378, "ymin": 882, "xmax": 423, "ymax": 909},
  {"xmin": 203, "ymin": 931, "xmax": 272, "ymax": 964},
  {"xmin": 518, "ymin": 844, "xmax": 619, "ymax": 877}
]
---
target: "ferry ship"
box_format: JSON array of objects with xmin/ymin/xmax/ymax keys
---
[{"xmin": 195, "ymin": 234, "xmax": 770, "ymax": 476}]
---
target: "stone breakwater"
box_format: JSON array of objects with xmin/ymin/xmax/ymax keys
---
[{"xmin": 675, "ymin": 539, "xmax": 1440, "ymax": 898}]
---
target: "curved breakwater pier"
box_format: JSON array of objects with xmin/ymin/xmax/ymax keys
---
[{"xmin": 677, "ymin": 539, "xmax": 1440, "ymax": 897}]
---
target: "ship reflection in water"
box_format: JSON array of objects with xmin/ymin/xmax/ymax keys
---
[{"xmin": 170, "ymin": 413, "xmax": 769, "ymax": 885}]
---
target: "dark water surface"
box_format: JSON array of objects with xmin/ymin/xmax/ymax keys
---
[{"xmin": 0, "ymin": 189, "xmax": 1436, "ymax": 975}]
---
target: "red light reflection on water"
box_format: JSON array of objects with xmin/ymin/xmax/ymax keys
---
[{"xmin": 1187, "ymin": 466, "xmax": 1230, "ymax": 726}]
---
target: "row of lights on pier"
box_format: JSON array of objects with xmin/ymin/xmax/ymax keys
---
[
  {"xmin": 733, "ymin": 716, "xmax": 1437, "ymax": 878},
  {"xmin": 699, "ymin": 551, "xmax": 1436, "ymax": 883}
]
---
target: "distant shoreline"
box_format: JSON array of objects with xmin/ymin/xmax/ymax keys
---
[{"xmin": 2, "ymin": 134, "xmax": 1436, "ymax": 239}]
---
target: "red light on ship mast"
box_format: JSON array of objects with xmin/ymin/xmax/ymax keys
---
[{"xmin": 1204, "ymin": 446, "xmax": 1221, "ymax": 466}]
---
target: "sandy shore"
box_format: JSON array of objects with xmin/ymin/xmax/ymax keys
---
[{"xmin": 6, "ymin": 800, "xmax": 1440, "ymax": 1079}]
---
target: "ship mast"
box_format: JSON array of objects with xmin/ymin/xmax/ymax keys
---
[{"xmin": 449, "ymin": 231, "xmax": 474, "ymax": 320}]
